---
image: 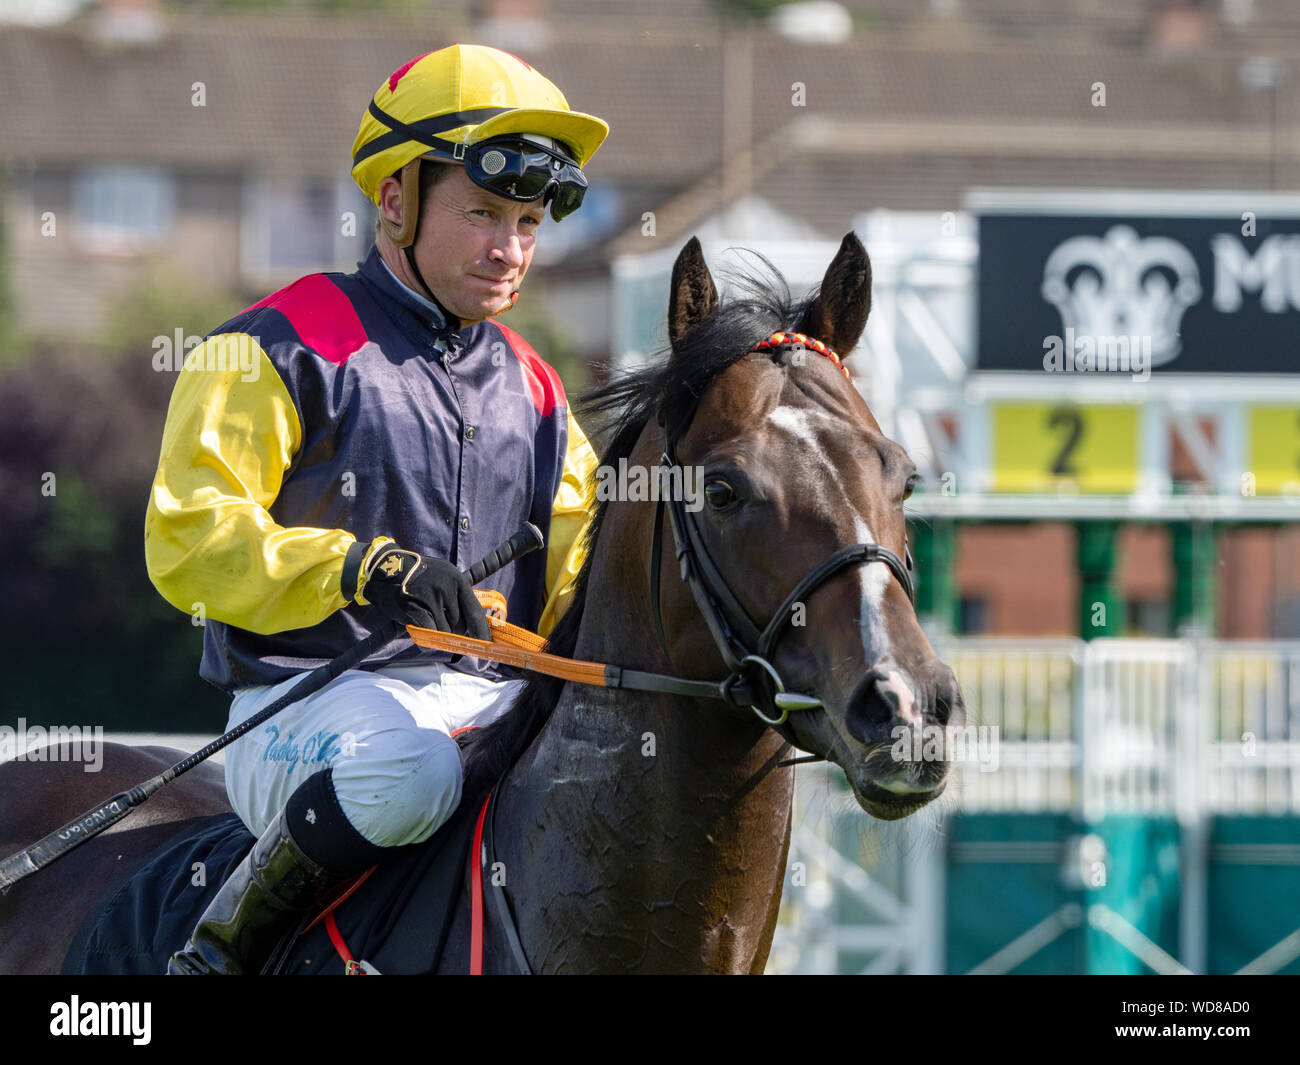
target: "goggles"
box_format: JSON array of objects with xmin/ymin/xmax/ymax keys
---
[{"xmin": 444, "ymin": 136, "xmax": 588, "ymax": 222}]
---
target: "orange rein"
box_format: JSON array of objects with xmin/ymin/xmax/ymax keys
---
[{"xmin": 406, "ymin": 590, "xmax": 609, "ymax": 687}]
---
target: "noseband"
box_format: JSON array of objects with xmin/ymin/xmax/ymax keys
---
[{"xmin": 649, "ymin": 331, "xmax": 916, "ymax": 730}]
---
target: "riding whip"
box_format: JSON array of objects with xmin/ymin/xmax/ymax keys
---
[{"xmin": 0, "ymin": 522, "xmax": 545, "ymax": 891}]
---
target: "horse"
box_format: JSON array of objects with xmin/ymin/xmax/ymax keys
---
[{"xmin": 0, "ymin": 232, "xmax": 964, "ymax": 974}]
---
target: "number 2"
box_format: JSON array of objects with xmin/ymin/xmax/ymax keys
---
[{"xmin": 1048, "ymin": 406, "xmax": 1083, "ymax": 477}]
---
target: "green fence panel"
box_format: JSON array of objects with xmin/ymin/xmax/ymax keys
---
[
  {"xmin": 1207, "ymin": 816, "xmax": 1300, "ymax": 975},
  {"xmin": 1086, "ymin": 815, "xmax": 1182, "ymax": 974},
  {"xmin": 946, "ymin": 813, "xmax": 1085, "ymax": 974}
]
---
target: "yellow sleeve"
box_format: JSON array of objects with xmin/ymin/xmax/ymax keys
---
[
  {"xmin": 144, "ymin": 334, "xmax": 387, "ymax": 635},
  {"xmin": 536, "ymin": 407, "xmax": 599, "ymax": 639}
]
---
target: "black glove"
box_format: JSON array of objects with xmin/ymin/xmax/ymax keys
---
[{"xmin": 356, "ymin": 544, "xmax": 491, "ymax": 640}]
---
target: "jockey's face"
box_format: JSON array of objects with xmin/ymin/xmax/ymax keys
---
[{"xmin": 406, "ymin": 163, "xmax": 541, "ymax": 324}]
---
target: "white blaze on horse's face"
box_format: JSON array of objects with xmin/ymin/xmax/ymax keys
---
[
  {"xmin": 851, "ymin": 514, "xmax": 891, "ymax": 651},
  {"xmin": 766, "ymin": 406, "xmax": 842, "ymax": 459},
  {"xmin": 851, "ymin": 513, "xmax": 917, "ymax": 722},
  {"xmin": 765, "ymin": 404, "xmax": 857, "ymax": 506},
  {"xmin": 767, "ymin": 403, "xmax": 917, "ymax": 700}
]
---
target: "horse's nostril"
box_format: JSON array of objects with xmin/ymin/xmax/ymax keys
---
[
  {"xmin": 937, "ymin": 669, "xmax": 966, "ymax": 729},
  {"xmin": 845, "ymin": 669, "xmax": 905, "ymax": 746}
]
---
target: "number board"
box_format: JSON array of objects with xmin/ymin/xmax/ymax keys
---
[
  {"xmin": 1248, "ymin": 406, "xmax": 1300, "ymax": 495},
  {"xmin": 992, "ymin": 403, "xmax": 1139, "ymax": 494}
]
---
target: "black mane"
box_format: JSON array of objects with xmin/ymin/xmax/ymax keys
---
[{"xmin": 458, "ymin": 253, "xmax": 816, "ymax": 797}]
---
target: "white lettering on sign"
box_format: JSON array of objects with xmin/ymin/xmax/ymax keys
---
[{"xmin": 1210, "ymin": 233, "xmax": 1299, "ymax": 313}]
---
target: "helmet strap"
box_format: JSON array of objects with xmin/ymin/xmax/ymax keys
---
[
  {"xmin": 402, "ymin": 243, "xmax": 438, "ymax": 307},
  {"xmin": 383, "ymin": 157, "xmax": 522, "ymax": 325},
  {"xmin": 383, "ymin": 158, "xmax": 441, "ymax": 310},
  {"xmin": 459, "ymin": 288, "xmax": 520, "ymax": 326},
  {"xmin": 381, "ymin": 159, "xmax": 422, "ymax": 248}
]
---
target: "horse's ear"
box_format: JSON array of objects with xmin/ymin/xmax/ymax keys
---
[
  {"xmin": 668, "ymin": 236, "xmax": 718, "ymax": 350},
  {"xmin": 801, "ymin": 232, "xmax": 872, "ymax": 356}
]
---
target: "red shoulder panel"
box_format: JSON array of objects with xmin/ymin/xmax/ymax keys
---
[
  {"xmin": 245, "ymin": 275, "xmax": 369, "ymax": 366},
  {"xmin": 494, "ymin": 321, "xmax": 565, "ymax": 417}
]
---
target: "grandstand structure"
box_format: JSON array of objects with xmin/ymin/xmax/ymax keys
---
[{"xmin": 613, "ymin": 191, "xmax": 1300, "ymax": 975}]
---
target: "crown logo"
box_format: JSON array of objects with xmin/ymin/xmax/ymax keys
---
[{"xmin": 1041, "ymin": 225, "xmax": 1202, "ymax": 367}]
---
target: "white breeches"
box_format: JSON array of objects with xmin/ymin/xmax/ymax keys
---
[{"xmin": 222, "ymin": 661, "xmax": 526, "ymax": 847}]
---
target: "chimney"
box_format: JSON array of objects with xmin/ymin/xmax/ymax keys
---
[{"xmin": 1148, "ymin": 0, "xmax": 1211, "ymax": 53}]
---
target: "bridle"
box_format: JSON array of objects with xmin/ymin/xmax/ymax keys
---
[
  {"xmin": 648, "ymin": 330, "xmax": 915, "ymax": 735},
  {"xmin": 405, "ymin": 330, "xmax": 917, "ymax": 751},
  {"xmin": 409, "ymin": 333, "xmax": 917, "ymax": 976}
]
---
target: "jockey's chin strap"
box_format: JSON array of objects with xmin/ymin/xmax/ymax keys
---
[{"xmin": 410, "ymin": 331, "xmax": 915, "ymax": 748}]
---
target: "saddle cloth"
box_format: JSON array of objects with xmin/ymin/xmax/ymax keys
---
[{"xmin": 60, "ymin": 783, "xmax": 485, "ymax": 975}]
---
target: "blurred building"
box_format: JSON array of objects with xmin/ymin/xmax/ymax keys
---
[{"xmin": 3, "ymin": 0, "xmax": 1299, "ymax": 638}]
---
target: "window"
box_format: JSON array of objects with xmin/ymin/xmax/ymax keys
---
[
  {"xmin": 1127, "ymin": 599, "xmax": 1170, "ymax": 636},
  {"xmin": 530, "ymin": 185, "xmax": 623, "ymax": 266},
  {"xmin": 958, "ymin": 596, "xmax": 989, "ymax": 635},
  {"xmin": 73, "ymin": 166, "xmax": 174, "ymax": 252},
  {"xmin": 242, "ymin": 177, "xmax": 375, "ymax": 280}
]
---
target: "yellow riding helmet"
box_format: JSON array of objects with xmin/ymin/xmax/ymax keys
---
[{"xmin": 351, "ymin": 43, "xmax": 609, "ymax": 207}]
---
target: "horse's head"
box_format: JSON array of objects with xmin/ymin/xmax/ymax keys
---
[{"xmin": 650, "ymin": 233, "xmax": 965, "ymax": 820}]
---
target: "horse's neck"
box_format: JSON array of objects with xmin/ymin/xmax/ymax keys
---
[{"xmin": 496, "ymin": 521, "xmax": 795, "ymax": 973}]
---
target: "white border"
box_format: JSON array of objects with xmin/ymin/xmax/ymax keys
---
[{"xmin": 964, "ymin": 188, "xmax": 1300, "ymax": 217}]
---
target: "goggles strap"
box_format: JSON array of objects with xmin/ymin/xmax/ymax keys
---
[{"xmin": 354, "ymin": 102, "xmax": 508, "ymax": 166}]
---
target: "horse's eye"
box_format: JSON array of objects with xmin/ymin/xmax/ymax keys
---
[
  {"xmin": 903, "ymin": 475, "xmax": 920, "ymax": 501},
  {"xmin": 705, "ymin": 480, "xmax": 737, "ymax": 509}
]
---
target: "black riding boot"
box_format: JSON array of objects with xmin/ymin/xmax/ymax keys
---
[
  {"xmin": 168, "ymin": 768, "xmax": 383, "ymax": 975},
  {"xmin": 166, "ymin": 807, "xmax": 348, "ymax": 975}
]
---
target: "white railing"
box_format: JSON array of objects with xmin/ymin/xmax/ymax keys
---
[
  {"xmin": 940, "ymin": 639, "xmax": 1082, "ymax": 814},
  {"xmin": 1201, "ymin": 643, "xmax": 1300, "ymax": 816},
  {"xmin": 939, "ymin": 638, "xmax": 1300, "ymax": 818},
  {"xmin": 770, "ymin": 638, "xmax": 1300, "ymax": 974}
]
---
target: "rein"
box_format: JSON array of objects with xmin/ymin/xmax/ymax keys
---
[{"xmin": 412, "ymin": 330, "xmax": 916, "ymax": 746}]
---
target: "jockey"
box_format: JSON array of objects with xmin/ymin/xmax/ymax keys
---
[{"xmin": 144, "ymin": 43, "xmax": 607, "ymax": 975}]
